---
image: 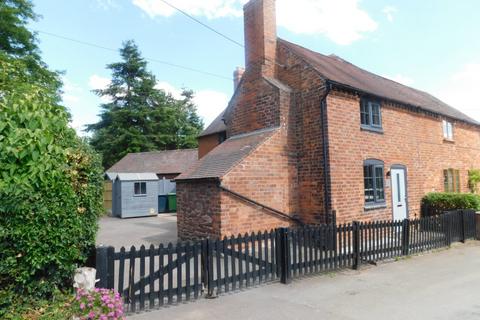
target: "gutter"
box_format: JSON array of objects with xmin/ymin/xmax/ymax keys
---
[
  {"xmin": 321, "ymin": 81, "xmax": 332, "ymax": 222},
  {"xmin": 219, "ymin": 184, "xmax": 303, "ymax": 225}
]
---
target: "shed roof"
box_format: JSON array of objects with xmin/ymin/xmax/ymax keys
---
[
  {"xmin": 107, "ymin": 149, "xmax": 198, "ymax": 175},
  {"xmin": 115, "ymin": 172, "xmax": 159, "ymax": 181},
  {"xmin": 199, "ymin": 109, "xmax": 227, "ymax": 137},
  {"xmin": 279, "ymin": 38, "xmax": 479, "ymax": 125},
  {"xmin": 176, "ymin": 127, "xmax": 277, "ymax": 180}
]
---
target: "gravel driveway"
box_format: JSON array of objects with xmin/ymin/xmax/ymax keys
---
[{"xmin": 96, "ymin": 214, "xmax": 178, "ymax": 249}]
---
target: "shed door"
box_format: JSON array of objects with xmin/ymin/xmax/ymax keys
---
[{"xmin": 391, "ymin": 167, "xmax": 407, "ymax": 220}]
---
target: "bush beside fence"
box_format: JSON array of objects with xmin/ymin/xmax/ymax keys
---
[{"xmin": 95, "ymin": 209, "xmax": 477, "ymax": 314}]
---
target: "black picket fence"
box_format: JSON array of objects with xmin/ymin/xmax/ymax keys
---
[{"xmin": 95, "ymin": 209, "xmax": 477, "ymax": 314}]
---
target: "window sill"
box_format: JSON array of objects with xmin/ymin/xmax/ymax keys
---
[
  {"xmin": 364, "ymin": 203, "xmax": 387, "ymax": 211},
  {"xmin": 361, "ymin": 125, "xmax": 384, "ymax": 134},
  {"xmin": 443, "ymin": 138, "xmax": 455, "ymax": 143},
  {"xmin": 133, "ymin": 194, "xmax": 147, "ymax": 197}
]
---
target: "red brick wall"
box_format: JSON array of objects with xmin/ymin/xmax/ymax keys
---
[
  {"xmin": 198, "ymin": 134, "xmax": 221, "ymax": 159},
  {"xmin": 243, "ymin": 0, "xmax": 276, "ymax": 78},
  {"xmin": 220, "ymin": 128, "xmax": 296, "ymax": 236},
  {"xmin": 326, "ymin": 90, "xmax": 480, "ymax": 224},
  {"xmin": 176, "ymin": 179, "xmax": 221, "ymax": 240},
  {"xmin": 276, "ymin": 42, "xmax": 329, "ymax": 223},
  {"xmin": 226, "ymin": 76, "xmax": 281, "ymax": 136}
]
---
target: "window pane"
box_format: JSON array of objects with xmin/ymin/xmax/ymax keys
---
[
  {"xmin": 360, "ymin": 100, "xmax": 369, "ymax": 125},
  {"xmin": 442, "ymin": 120, "xmax": 448, "ymax": 138},
  {"xmin": 375, "ymin": 166, "xmax": 385, "ymax": 201},
  {"xmin": 447, "ymin": 122, "xmax": 453, "ymax": 139},
  {"xmin": 455, "ymin": 170, "xmax": 460, "ymax": 192},
  {"xmin": 141, "ymin": 182, "xmax": 147, "ymax": 194},
  {"xmin": 364, "ymin": 165, "xmax": 374, "ymax": 203},
  {"xmin": 371, "ymin": 103, "xmax": 381, "ymax": 126},
  {"xmin": 443, "ymin": 170, "xmax": 448, "ymax": 191},
  {"xmin": 134, "ymin": 183, "xmax": 140, "ymax": 195}
]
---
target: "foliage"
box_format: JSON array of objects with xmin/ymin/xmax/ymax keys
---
[
  {"xmin": 421, "ymin": 192, "xmax": 480, "ymax": 216},
  {"xmin": 468, "ymin": 169, "xmax": 480, "ymax": 193},
  {"xmin": 86, "ymin": 40, "xmax": 203, "ymax": 169},
  {"xmin": 0, "ymin": 0, "xmax": 61, "ymax": 91},
  {"xmin": 0, "ymin": 53, "xmax": 103, "ymax": 301},
  {"xmin": 72, "ymin": 288, "xmax": 125, "ymax": 320},
  {"xmin": 0, "ymin": 289, "xmax": 74, "ymax": 320}
]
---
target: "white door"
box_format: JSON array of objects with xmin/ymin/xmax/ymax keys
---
[{"xmin": 391, "ymin": 167, "xmax": 407, "ymax": 220}]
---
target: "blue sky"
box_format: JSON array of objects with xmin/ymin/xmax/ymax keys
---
[{"xmin": 30, "ymin": 0, "xmax": 480, "ymax": 134}]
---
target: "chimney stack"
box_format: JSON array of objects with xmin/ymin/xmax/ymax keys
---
[
  {"xmin": 233, "ymin": 67, "xmax": 245, "ymax": 90},
  {"xmin": 243, "ymin": 0, "xmax": 277, "ymax": 78}
]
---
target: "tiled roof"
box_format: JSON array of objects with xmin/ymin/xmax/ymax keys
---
[
  {"xmin": 199, "ymin": 109, "xmax": 227, "ymax": 137},
  {"xmin": 279, "ymin": 38, "xmax": 479, "ymax": 125},
  {"xmin": 107, "ymin": 149, "xmax": 198, "ymax": 175},
  {"xmin": 176, "ymin": 127, "xmax": 278, "ymax": 180}
]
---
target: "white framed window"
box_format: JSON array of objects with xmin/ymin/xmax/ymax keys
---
[
  {"xmin": 134, "ymin": 182, "xmax": 147, "ymax": 196},
  {"xmin": 442, "ymin": 120, "xmax": 453, "ymax": 140}
]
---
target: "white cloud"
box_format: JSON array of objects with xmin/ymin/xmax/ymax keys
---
[
  {"xmin": 88, "ymin": 74, "xmax": 112, "ymax": 103},
  {"xmin": 155, "ymin": 81, "xmax": 183, "ymax": 99},
  {"xmin": 383, "ymin": 74, "xmax": 414, "ymax": 86},
  {"xmin": 95, "ymin": 0, "xmax": 119, "ymax": 10},
  {"xmin": 192, "ymin": 90, "xmax": 229, "ymax": 126},
  {"xmin": 437, "ymin": 63, "xmax": 480, "ymax": 122},
  {"xmin": 131, "ymin": 0, "xmax": 377, "ymax": 45},
  {"xmin": 276, "ymin": 0, "xmax": 377, "ymax": 45},
  {"xmin": 382, "ymin": 5, "xmax": 397, "ymax": 22},
  {"xmin": 88, "ymin": 74, "xmax": 111, "ymax": 91},
  {"xmin": 62, "ymin": 76, "xmax": 83, "ymax": 105},
  {"xmin": 156, "ymin": 81, "xmax": 229, "ymax": 125}
]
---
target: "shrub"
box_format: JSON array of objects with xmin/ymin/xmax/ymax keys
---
[
  {"xmin": 421, "ymin": 192, "xmax": 480, "ymax": 216},
  {"xmin": 468, "ymin": 169, "xmax": 480, "ymax": 193},
  {"xmin": 0, "ymin": 55, "xmax": 103, "ymax": 301},
  {"xmin": 72, "ymin": 288, "xmax": 125, "ymax": 320}
]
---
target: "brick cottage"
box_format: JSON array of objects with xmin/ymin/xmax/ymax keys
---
[{"xmin": 176, "ymin": 0, "xmax": 480, "ymax": 239}]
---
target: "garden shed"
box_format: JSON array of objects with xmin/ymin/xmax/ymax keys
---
[
  {"xmin": 112, "ymin": 173, "xmax": 159, "ymax": 218},
  {"xmin": 106, "ymin": 149, "xmax": 198, "ymax": 217}
]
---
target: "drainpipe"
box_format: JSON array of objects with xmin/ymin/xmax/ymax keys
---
[{"xmin": 320, "ymin": 81, "xmax": 332, "ymax": 223}]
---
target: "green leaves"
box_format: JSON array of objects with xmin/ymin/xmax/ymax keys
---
[
  {"xmin": 0, "ymin": 53, "xmax": 103, "ymax": 302},
  {"xmin": 86, "ymin": 40, "xmax": 204, "ymax": 169}
]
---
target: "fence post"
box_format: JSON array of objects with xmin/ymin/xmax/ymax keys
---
[
  {"xmin": 95, "ymin": 246, "xmax": 115, "ymax": 289},
  {"xmin": 277, "ymin": 228, "xmax": 291, "ymax": 284},
  {"xmin": 460, "ymin": 210, "xmax": 466, "ymax": 243},
  {"xmin": 201, "ymin": 239, "xmax": 208, "ymax": 293},
  {"xmin": 443, "ymin": 213, "xmax": 452, "ymax": 247},
  {"xmin": 207, "ymin": 239, "xmax": 215, "ymax": 297},
  {"xmin": 352, "ymin": 221, "xmax": 360, "ymax": 270},
  {"xmin": 402, "ymin": 219, "xmax": 410, "ymax": 256}
]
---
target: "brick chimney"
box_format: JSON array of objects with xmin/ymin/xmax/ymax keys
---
[
  {"xmin": 233, "ymin": 67, "xmax": 245, "ymax": 90},
  {"xmin": 243, "ymin": 0, "xmax": 277, "ymax": 78}
]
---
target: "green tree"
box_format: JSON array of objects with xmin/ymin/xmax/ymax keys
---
[
  {"xmin": 0, "ymin": 0, "xmax": 104, "ymax": 310},
  {"xmin": 87, "ymin": 40, "xmax": 203, "ymax": 169},
  {"xmin": 0, "ymin": 0, "xmax": 61, "ymax": 93}
]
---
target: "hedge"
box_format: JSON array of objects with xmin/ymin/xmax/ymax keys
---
[
  {"xmin": 421, "ymin": 192, "xmax": 480, "ymax": 216},
  {"xmin": 0, "ymin": 54, "xmax": 104, "ymax": 310}
]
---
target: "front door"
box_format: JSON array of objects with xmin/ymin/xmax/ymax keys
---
[{"xmin": 391, "ymin": 166, "xmax": 407, "ymax": 220}]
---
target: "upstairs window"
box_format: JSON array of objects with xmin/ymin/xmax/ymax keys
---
[
  {"xmin": 134, "ymin": 182, "xmax": 147, "ymax": 196},
  {"xmin": 442, "ymin": 120, "xmax": 453, "ymax": 140},
  {"xmin": 364, "ymin": 159, "xmax": 385, "ymax": 205},
  {"xmin": 360, "ymin": 99, "xmax": 382, "ymax": 130},
  {"xmin": 444, "ymin": 169, "xmax": 460, "ymax": 192}
]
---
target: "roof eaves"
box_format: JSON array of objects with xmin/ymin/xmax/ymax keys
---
[{"xmin": 327, "ymin": 80, "xmax": 480, "ymax": 127}]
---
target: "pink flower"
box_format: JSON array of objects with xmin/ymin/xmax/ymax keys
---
[{"xmin": 80, "ymin": 303, "xmax": 85, "ymax": 310}]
